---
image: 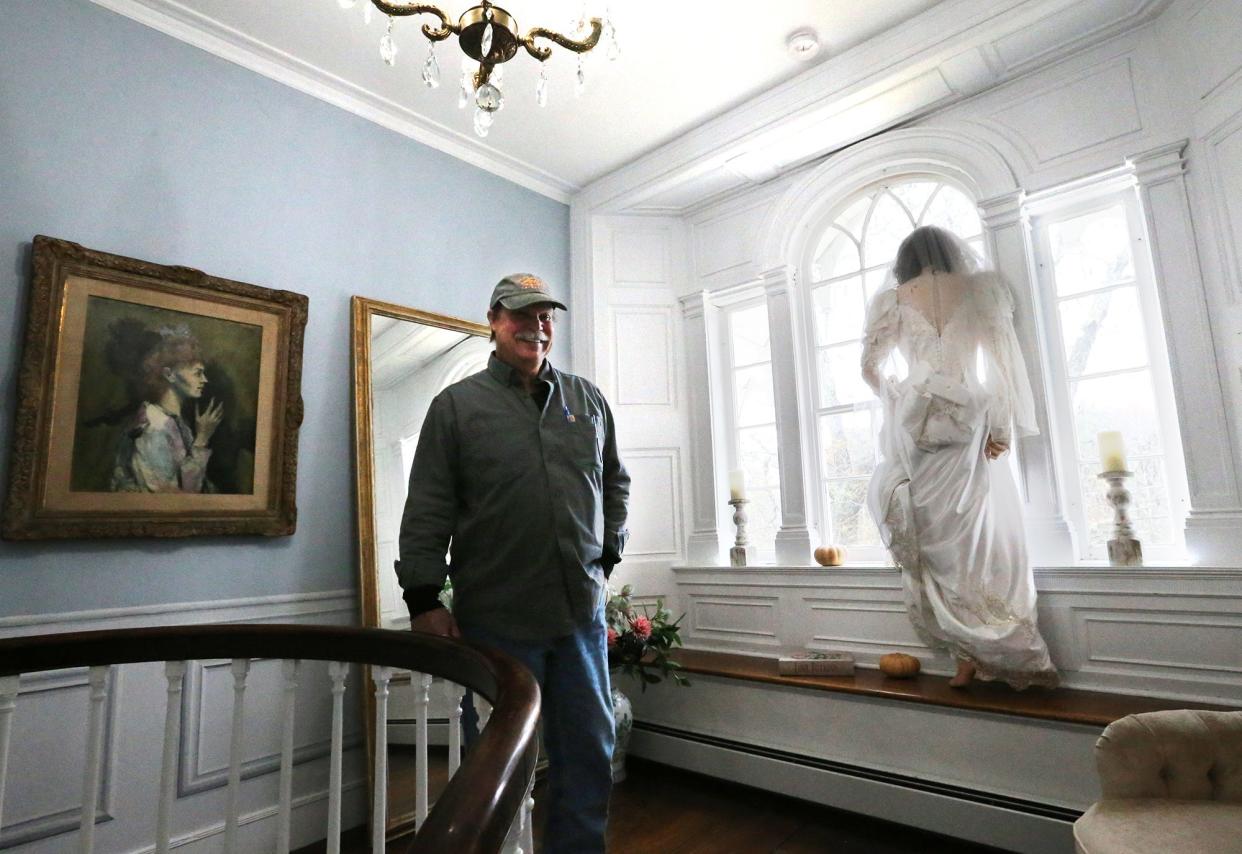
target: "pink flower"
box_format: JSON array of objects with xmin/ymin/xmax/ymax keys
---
[
  {"xmin": 630, "ymin": 616, "xmax": 652, "ymax": 640},
  {"xmin": 607, "ymin": 628, "xmax": 619, "ymax": 648}
]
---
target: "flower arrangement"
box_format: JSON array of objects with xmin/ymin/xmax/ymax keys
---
[{"xmin": 605, "ymin": 584, "xmax": 689, "ymax": 690}]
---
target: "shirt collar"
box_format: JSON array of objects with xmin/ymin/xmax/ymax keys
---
[{"xmin": 488, "ymin": 352, "xmax": 554, "ymax": 387}]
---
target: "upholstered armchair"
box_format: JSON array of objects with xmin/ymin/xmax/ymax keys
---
[{"xmin": 1074, "ymin": 709, "xmax": 1242, "ymax": 853}]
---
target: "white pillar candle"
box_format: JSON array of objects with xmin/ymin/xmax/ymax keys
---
[
  {"xmin": 1098, "ymin": 431, "xmax": 1127, "ymax": 472},
  {"xmin": 728, "ymin": 468, "xmax": 747, "ymax": 501}
]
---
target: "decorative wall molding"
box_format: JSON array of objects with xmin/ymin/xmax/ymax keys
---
[
  {"xmin": 673, "ymin": 565, "xmax": 1242, "ymax": 704},
  {"xmin": 89, "ymin": 0, "xmax": 573, "ymax": 202},
  {"xmin": 0, "ymin": 668, "xmax": 118, "ymax": 848},
  {"xmin": 621, "ymin": 448, "xmax": 684, "ymax": 557},
  {"xmin": 612, "ymin": 307, "xmax": 676, "ymax": 408}
]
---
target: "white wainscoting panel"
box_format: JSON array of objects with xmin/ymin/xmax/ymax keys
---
[
  {"xmin": 1182, "ymin": 0, "xmax": 1242, "ymax": 101},
  {"xmin": 622, "ymin": 449, "xmax": 683, "ymax": 557},
  {"xmin": 0, "ymin": 590, "xmax": 365, "ymax": 853},
  {"xmin": 0, "ymin": 668, "xmax": 117, "ymax": 849},
  {"xmin": 1203, "ymin": 113, "xmax": 1242, "ymax": 295},
  {"xmin": 675, "ymin": 565, "xmax": 1242, "ymax": 704},
  {"xmin": 612, "ymin": 307, "xmax": 675, "ymax": 407},
  {"xmin": 692, "ymin": 201, "xmax": 772, "ymax": 279},
  {"xmin": 611, "ymin": 229, "xmax": 670, "ymax": 287},
  {"xmin": 991, "ymin": 56, "xmax": 1143, "ymax": 163}
]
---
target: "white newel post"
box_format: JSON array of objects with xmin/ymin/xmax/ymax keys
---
[
  {"xmin": 760, "ymin": 265, "xmax": 819, "ymax": 564},
  {"xmin": 1129, "ymin": 140, "xmax": 1242, "ymax": 563},
  {"xmin": 680, "ymin": 290, "xmax": 726, "ymax": 562},
  {"xmin": 982, "ymin": 191, "xmax": 1076, "ymax": 563}
]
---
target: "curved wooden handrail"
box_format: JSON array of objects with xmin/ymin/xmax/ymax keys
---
[{"xmin": 0, "ymin": 624, "xmax": 541, "ymax": 854}]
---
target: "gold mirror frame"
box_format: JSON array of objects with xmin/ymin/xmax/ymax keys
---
[{"xmin": 349, "ymin": 295, "xmax": 489, "ymax": 838}]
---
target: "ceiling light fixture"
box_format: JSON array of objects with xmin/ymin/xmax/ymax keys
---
[{"xmin": 339, "ymin": 0, "xmax": 618, "ymax": 138}]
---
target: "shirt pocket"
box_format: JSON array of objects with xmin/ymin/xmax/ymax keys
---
[{"xmin": 559, "ymin": 416, "xmax": 603, "ymax": 471}]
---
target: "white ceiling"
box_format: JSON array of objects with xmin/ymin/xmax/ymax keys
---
[{"xmin": 96, "ymin": 0, "xmax": 943, "ymax": 196}]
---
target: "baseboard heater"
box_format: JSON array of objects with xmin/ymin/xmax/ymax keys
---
[{"xmin": 632, "ymin": 720, "xmax": 1082, "ymax": 823}]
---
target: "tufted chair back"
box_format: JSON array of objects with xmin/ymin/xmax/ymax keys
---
[{"xmin": 1094, "ymin": 709, "xmax": 1242, "ymax": 802}]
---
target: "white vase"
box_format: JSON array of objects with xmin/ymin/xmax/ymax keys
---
[{"xmin": 610, "ymin": 682, "xmax": 633, "ymax": 783}]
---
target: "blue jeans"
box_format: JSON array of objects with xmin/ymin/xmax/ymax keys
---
[{"xmin": 459, "ymin": 607, "xmax": 614, "ymax": 854}]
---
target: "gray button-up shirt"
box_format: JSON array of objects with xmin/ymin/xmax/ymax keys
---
[{"xmin": 396, "ymin": 354, "xmax": 630, "ymax": 639}]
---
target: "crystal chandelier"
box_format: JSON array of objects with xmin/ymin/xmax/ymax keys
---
[{"xmin": 337, "ymin": 0, "xmax": 618, "ymax": 138}]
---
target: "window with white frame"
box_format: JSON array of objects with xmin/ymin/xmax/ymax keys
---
[
  {"xmin": 724, "ymin": 298, "xmax": 780, "ymax": 556},
  {"xmin": 801, "ymin": 176, "xmax": 984, "ymax": 558},
  {"xmin": 1028, "ymin": 185, "xmax": 1189, "ymax": 560}
]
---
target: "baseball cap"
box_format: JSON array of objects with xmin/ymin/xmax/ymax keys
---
[{"xmin": 489, "ymin": 273, "xmax": 568, "ymax": 312}]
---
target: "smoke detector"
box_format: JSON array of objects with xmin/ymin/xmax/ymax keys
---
[{"xmin": 787, "ymin": 28, "xmax": 821, "ymax": 61}]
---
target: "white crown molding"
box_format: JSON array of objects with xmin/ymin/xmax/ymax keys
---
[{"xmin": 89, "ymin": 0, "xmax": 574, "ymax": 203}]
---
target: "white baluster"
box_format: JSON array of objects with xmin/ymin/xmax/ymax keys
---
[
  {"xmin": 475, "ymin": 694, "xmax": 492, "ymax": 731},
  {"xmin": 79, "ymin": 666, "xmax": 109, "ymax": 853},
  {"xmin": 415, "ymin": 672, "xmax": 432, "ymax": 828},
  {"xmin": 326, "ymin": 662, "xmax": 349, "ymax": 854},
  {"xmin": 0, "ymin": 675, "xmax": 19, "ymax": 835},
  {"xmin": 223, "ymin": 658, "xmax": 251, "ymax": 852},
  {"xmin": 276, "ymin": 660, "xmax": 300, "ymax": 854},
  {"xmin": 521, "ymin": 792, "xmax": 536, "ymax": 854},
  {"xmin": 156, "ymin": 662, "xmax": 187, "ymax": 854},
  {"xmin": 444, "ymin": 680, "xmax": 464, "ymax": 779},
  {"xmin": 371, "ymin": 666, "xmax": 391, "ymax": 853}
]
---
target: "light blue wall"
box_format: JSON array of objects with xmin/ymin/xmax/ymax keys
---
[{"xmin": 0, "ymin": 0, "xmax": 570, "ymax": 616}]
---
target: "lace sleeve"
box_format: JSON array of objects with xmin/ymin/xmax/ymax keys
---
[
  {"xmin": 978, "ymin": 273, "xmax": 1039, "ymax": 442},
  {"xmin": 860, "ymin": 288, "xmax": 900, "ymax": 400}
]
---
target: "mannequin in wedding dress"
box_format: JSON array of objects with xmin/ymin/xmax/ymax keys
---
[{"xmin": 861, "ymin": 226, "xmax": 1058, "ymax": 689}]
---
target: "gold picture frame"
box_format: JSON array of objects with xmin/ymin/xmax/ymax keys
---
[{"xmin": 2, "ymin": 235, "xmax": 308, "ymax": 539}]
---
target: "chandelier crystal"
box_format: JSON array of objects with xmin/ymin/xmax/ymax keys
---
[{"xmin": 348, "ymin": 1, "xmax": 616, "ymax": 138}]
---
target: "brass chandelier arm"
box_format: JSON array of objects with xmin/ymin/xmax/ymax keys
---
[
  {"xmin": 520, "ymin": 17, "xmax": 603, "ymax": 62},
  {"xmin": 369, "ymin": 1, "xmax": 458, "ymax": 40}
]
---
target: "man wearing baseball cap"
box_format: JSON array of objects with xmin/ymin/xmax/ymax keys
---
[{"xmin": 396, "ymin": 273, "xmax": 630, "ymax": 852}]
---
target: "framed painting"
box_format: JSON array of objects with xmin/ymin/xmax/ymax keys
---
[{"xmin": 2, "ymin": 236, "xmax": 308, "ymax": 539}]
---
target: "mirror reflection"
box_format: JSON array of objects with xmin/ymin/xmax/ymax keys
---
[
  {"xmin": 352, "ymin": 298, "xmax": 492, "ymax": 840},
  {"xmin": 368, "ymin": 312, "xmax": 490, "ymax": 629}
]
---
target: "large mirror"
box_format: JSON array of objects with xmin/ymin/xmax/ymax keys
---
[{"xmin": 350, "ymin": 296, "xmax": 491, "ymax": 836}]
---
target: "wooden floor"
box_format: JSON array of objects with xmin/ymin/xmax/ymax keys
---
[{"xmin": 304, "ymin": 749, "xmax": 1008, "ymax": 853}]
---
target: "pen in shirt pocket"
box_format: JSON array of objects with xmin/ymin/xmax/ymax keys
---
[{"xmin": 563, "ymin": 404, "xmax": 576, "ymax": 423}]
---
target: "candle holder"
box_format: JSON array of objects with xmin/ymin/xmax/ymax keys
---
[
  {"xmin": 1098, "ymin": 470, "xmax": 1143, "ymax": 566},
  {"xmin": 728, "ymin": 498, "xmax": 749, "ymax": 567}
]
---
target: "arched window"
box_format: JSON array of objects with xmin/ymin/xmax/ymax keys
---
[{"xmin": 802, "ymin": 177, "xmax": 983, "ymax": 558}]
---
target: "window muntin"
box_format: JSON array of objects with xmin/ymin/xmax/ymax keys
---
[{"xmin": 804, "ymin": 178, "xmax": 983, "ymax": 556}]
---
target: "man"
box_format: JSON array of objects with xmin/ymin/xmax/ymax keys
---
[{"xmin": 395, "ymin": 273, "xmax": 630, "ymax": 853}]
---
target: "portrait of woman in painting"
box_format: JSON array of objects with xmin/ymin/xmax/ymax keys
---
[{"xmin": 104, "ymin": 320, "xmax": 224, "ymax": 493}]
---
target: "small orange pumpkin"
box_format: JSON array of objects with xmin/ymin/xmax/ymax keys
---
[
  {"xmin": 878, "ymin": 653, "xmax": 921, "ymax": 678},
  {"xmin": 814, "ymin": 545, "xmax": 846, "ymax": 566}
]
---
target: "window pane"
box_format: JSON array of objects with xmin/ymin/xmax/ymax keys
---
[
  {"xmin": 737, "ymin": 425, "xmax": 780, "ymax": 488},
  {"xmin": 811, "ymin": 227, "xmax": 860, "ymax": 281},
  {"xmin": 817, "ymin": 343, "xmax": 872, "ymax": 407},
  {"xmin": 746, "ymin": 486, "xmax": 781, "ymax": 552},
  {"xmin": 734, "ymin": 364, "xmax": 776, "ymax": 427},
  {"xmin": 890, "ymin": 181, "xmax": 938, "ymax": 222},
  {"xmin": 1058, "ymin": 286, "xmax": 1149, "ymax": 377},
  {"xmin": 864, "ymin": 192, "xmax": 916, "ymax": 269},
  {"xmin": 864, "ymin": 268, "xmax": 889, "ymax": 302},
  {"xmin": 820, "ymin": 410, "xmax": 877, "ymax": 478},
  {"xmin": 1070, "ymin": 371, "xmax": 1163, "ymax": 462},
  {"xmin": 921, "ymin": 185, "xmax": 982, "ymax": 238},
  {"xmin": 1048, "ymin": 205, "xmax": 1135, "ymax": 297},
  {"xmin": 825, "ymin": 479, "xmax": 881, "ymax": 546},
  {"xmin": 812, "ymin": 279, "xmax": 865, "ymax": 345},
  {"xmin": 729, "ymin": 304, "xmax": 770, "ymax": 366},
  {"xmin": 835, "ymin": 194, "xmax": 872, "ymax": 240}
]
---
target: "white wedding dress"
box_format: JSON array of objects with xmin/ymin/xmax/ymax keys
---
[{"xmin": 861, "ymin": 266, "xmax": 1058, "ymax": 689}]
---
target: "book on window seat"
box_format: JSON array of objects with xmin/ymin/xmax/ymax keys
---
[{"xmin": 777, "ymin": 651, "xmax": 855, "ymax": 676}]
